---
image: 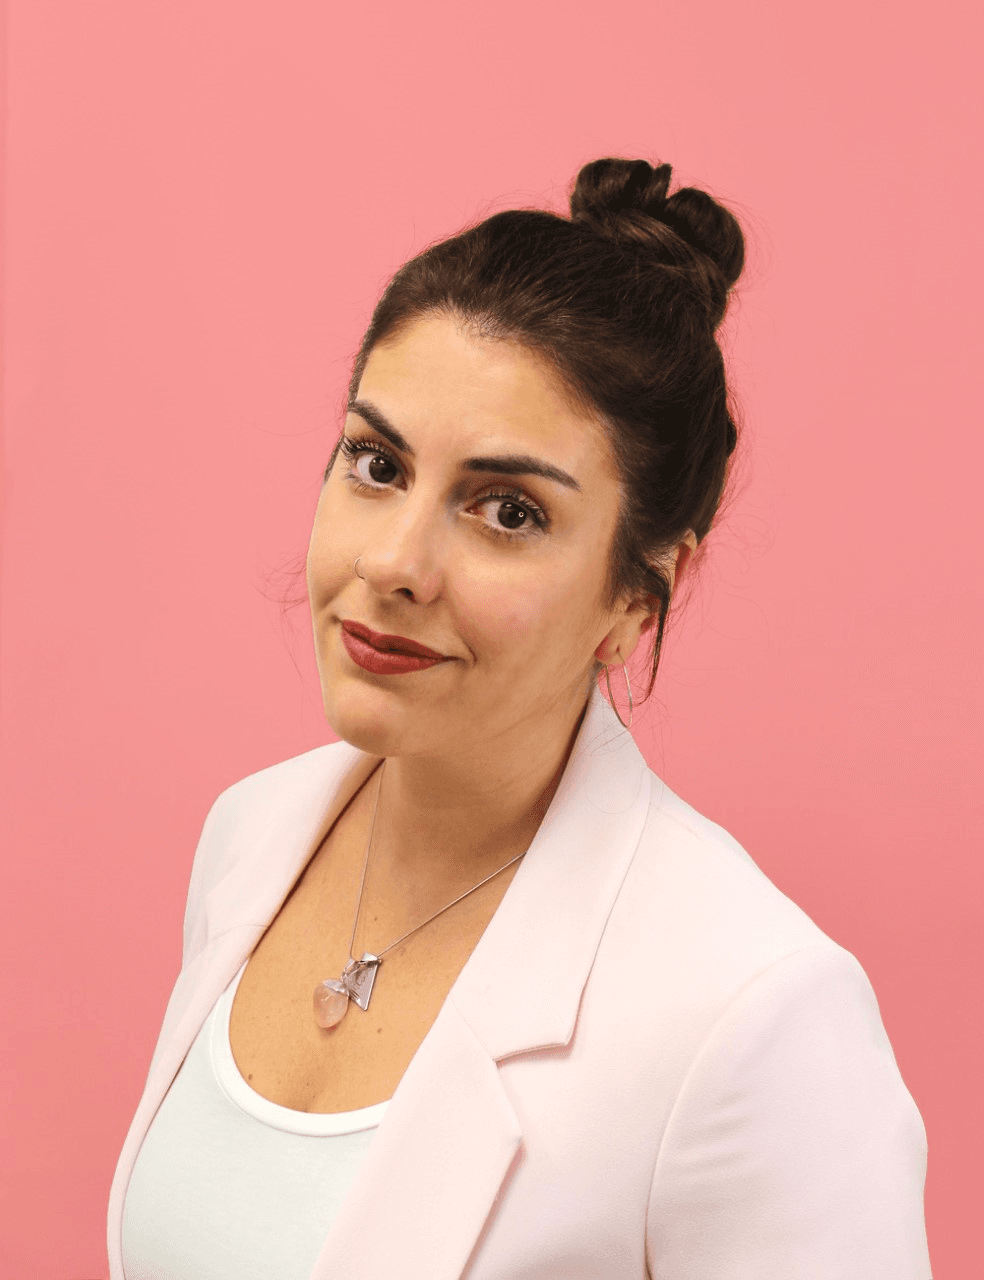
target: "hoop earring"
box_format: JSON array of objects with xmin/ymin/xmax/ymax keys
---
[
  {"xmin": 604, "ymin": 662, "xmax": 633, "ymax": 730},
  {"xmin": 354, "ymin": 557, "xmax": 365, "ymax": 580}
]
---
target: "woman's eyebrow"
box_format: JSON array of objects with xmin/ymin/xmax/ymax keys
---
[{"xmin": 347, "ymin": 398, "xmax": 582, "ymax": 493}]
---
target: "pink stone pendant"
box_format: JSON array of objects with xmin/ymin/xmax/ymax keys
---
[
  {"xmin": 313, "ymin": 954, "xmax": 381, "ymax": 1029},
  {"xmin": 313, "ymin": 978, "xmax": 350, "ymax": 1029}
]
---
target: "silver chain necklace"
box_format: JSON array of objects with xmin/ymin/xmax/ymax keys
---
[{"xmin": 313, "ymin": 759, "xmax": 528, "ymax": 1028}]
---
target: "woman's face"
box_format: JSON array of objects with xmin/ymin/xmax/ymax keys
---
[{"xmin": 307, "ymin": 312, "xmax": 656, "ymax": 761}]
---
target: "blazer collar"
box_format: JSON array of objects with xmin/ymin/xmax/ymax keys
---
[{"xmin": 110, "ymin": 683, "xmax": 653, "ymax": 1280}]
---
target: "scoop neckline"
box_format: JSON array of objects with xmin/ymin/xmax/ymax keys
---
[{"xmin": 209, "ymin": 961, "xmax": 391, "ymax": 1137}]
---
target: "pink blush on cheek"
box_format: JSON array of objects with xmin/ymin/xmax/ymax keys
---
[{"xmin": 463, "ymin": 595, "xmax": 555, "ymax": 658}]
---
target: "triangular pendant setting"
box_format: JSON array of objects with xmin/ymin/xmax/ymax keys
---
[{"xmin": 341, "ymin": 952, "xmax": 381, "ymax": 1011}]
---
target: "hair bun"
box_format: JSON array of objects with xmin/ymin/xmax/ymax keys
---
[
  {"xmin": 569, "ymin": 157, "xmax": 745, "ymax": 322},
  {"xmin": 660, "ymin": 185, "xmax": 744, "ymax": 290},
  {"xmin": 569, "ymin": 157, "xmax": 673, "ymax": 226}
]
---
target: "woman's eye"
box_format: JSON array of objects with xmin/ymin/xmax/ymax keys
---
[
  {"xmin": 338, "ymin": 439, "xmax": 399, "ymax": 486},
  {"xmin": 473, "ymin": 497, "xmax": 534, "ymax": 533},
  {"xmin": 348, "ymin": 453, "xmax": 399, "ymax": 486}
]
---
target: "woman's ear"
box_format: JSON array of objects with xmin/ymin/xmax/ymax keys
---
[
  {"xmin": 651, "ymin": 531, "xmax": 698, "ymax": 598},
  {"xmin": 671, "ymin": 530, "xmax": 698, "ymax": 591},
  {"xmin": 599, "ymin": 530, "xmax": 700, "ymax": 659}
]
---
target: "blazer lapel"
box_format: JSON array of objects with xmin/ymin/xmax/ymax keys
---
[
  {"xmin": 108, "ymin": 683, "xmax": 653, "ymax": 1280},
  {"xmin": 310, "ymin": 998, "xmax": 524, "ymax": 1278}
]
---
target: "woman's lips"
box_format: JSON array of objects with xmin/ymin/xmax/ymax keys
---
[
  {"xmin": 340, "ymin": 625, "xmax": 450, "ymax": 675},
  {"xmin": 341, "ymin": 620, "xmax": 448, "ymax": 660}
]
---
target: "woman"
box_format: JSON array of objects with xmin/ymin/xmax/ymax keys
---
[{"xmin": 108, "ymin": 157, "xmax": 931, "ymax": 1278}]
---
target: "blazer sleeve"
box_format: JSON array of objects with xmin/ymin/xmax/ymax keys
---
[{"xmin": 645, "ymin": 942, "xmax": 932, "ymax": 1279}]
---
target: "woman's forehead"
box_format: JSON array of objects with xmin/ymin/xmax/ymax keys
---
[{"xmin": 358, "ymin": 315, "xmax": 612, "ymax": 470}]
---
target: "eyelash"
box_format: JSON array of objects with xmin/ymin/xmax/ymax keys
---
[{"xmin": 337, "ymin": 434, "xmax": 549, "ymax": 543}]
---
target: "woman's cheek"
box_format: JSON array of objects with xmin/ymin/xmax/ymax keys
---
[
  {"xmin": 461, "ymin": 589, "xmax": 551, "ymax": 658},
  {"xmin": 307, "ymin": 551, "xmax": 348, "ymax": 612}
]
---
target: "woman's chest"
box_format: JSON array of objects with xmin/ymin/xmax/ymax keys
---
[{"xmin": 227, "ymin": 818, "xmax": 520, "ymax": 1114}]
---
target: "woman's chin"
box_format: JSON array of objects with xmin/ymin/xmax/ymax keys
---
[{"xmin": 320, "ymin": 683, "xmax": 413, "ymax": 755}]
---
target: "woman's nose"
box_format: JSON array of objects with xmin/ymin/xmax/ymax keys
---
[{"xmin": 356, "ymin": 489, "xmax": 449, "ymax": 600}]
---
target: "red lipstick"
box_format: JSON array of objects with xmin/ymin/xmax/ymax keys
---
[
  {"xmin": 340, "ymin": 620, "xmax": 451, "ymax": 675},
  {"xmin": 341, "ymin": 620, "xmax": 448, "ymax": 659}
]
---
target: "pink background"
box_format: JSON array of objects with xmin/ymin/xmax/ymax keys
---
[{"xmin": 1, "ymin": 2, "xmax": 980, "ymax": 1275}]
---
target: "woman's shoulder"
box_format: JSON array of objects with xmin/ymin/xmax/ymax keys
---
[
  {"xmin": 588, "ymin": 773, "xmax": 909, "ymax": 1131},
  {"xmin": 179, "ymin": 738, "xmax": 361, "ymax": 963},
  {"xmin": 207, "ymin": 737, "xmax": 358, "ymax": 824},
  {"xmin": 618, "ymin": 771, "xmax": 852, "ymax": 995}
]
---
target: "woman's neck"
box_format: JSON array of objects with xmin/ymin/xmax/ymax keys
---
[{"xmin": 364, "ymin": 693, "xmax": 590, "ymax": 893}]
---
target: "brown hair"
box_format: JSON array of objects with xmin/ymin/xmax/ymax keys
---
[{"xmin": 313, "ymin": 156, "xmax": 745, "ymax": 704}]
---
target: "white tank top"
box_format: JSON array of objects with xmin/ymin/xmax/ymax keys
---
[{"xmin": 121, "ymin": 960, "xmax": 391, "ymax": 1279}]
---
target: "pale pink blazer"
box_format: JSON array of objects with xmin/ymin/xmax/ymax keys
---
[{"xmin": 107, "ymin": 684, "xmax": 931, "ymax": 1278}]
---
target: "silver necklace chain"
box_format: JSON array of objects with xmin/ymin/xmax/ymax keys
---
[{"xmin": 347, "ymin": 759, "xmax": 528, "ymax": 962}]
